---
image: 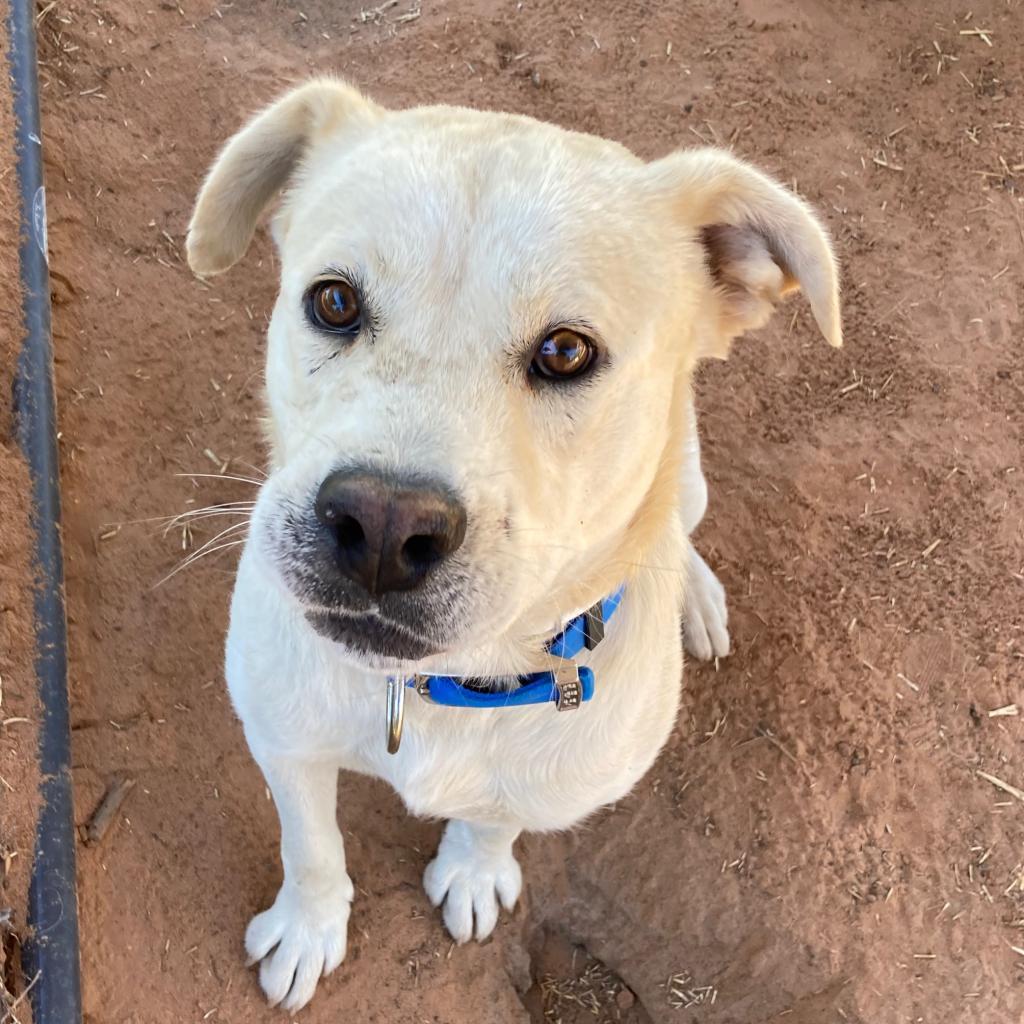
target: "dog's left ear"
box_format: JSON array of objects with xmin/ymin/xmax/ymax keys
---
[{"xmin": 649, "ymin": 148, "xmax": 842, "ymax": 358}]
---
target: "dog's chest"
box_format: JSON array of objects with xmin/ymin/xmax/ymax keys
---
[
  {"xmin": 350, "ymin": 696, "xmax": 660, "ymax": 830},
  {"xmin": 228, "ymin": 546, "xmax": 684, "ymax": 830}
]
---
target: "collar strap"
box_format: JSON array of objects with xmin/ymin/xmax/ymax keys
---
[
  {"xmin": 409, "ymin": 586, "xmax": 624, "ymax": 711},
  {"xmin": 410, "ymin": 664, "xmax": 595, "ymax": 710},
  {"xmin": 545, "ymin": 586, "xmax": 624, "ymax": 660}
]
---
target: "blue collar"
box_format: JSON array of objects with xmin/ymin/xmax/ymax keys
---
[
  {"xmin": 414, "ymin": 587, "xmax": 625, "ymax": 709},
  {"xmin": 385, "ymin": 587, "xmax": 625, "ymax": 752}
]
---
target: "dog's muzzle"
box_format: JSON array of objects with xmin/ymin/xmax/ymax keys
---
[{"xmin": 272, "ymin": 466, "xmax": 470, "ymax": 660}]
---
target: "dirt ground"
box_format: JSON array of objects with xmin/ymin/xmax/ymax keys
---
[
  {"xmin": 28, "ymin": 0, "xmax": 1024, "ymax": 1021},
  {"xmin": 0, "ymin": 2, "xmax": 42, "ymax": 1018}
]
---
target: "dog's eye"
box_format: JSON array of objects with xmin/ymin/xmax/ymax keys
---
[
  {"xmin": 309, "ymin": 280, "xmax": 361, "ymax": 333},
  {"xmin": 531, "ymin": 329, "xmax": 596, "ymax": 381}
]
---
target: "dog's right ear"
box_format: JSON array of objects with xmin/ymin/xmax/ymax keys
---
[{"xmin": 187, "ymin": 78, "xmax": 382, "ymax": 277}]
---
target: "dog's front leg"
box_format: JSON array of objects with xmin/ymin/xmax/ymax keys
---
[
  {"xmin": 423, "ymin": 819, "xmax": 522, "ymax": 943},
  {"xmin": 680, "ymin": 404, "xmax": 730, "ymax": 660},
  {"xmin": 245, "ymin": 754, "xmax": 352, "ymax": 1012}
]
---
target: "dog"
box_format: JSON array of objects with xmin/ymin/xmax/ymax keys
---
[{"xmin": 186, "ymin": 78, "xmax": 841, "ymax": 1011}]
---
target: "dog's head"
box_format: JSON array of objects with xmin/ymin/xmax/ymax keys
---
[{"xmin": 188, "ymin": 79, "xmax": 840, "ymax": 671}]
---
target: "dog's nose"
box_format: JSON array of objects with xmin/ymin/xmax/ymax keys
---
[{"xmin": 313, "ymin": 469, "xmax": 467, "ymax": 597}]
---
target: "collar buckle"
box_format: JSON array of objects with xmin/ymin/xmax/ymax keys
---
[
  {"xmin": 552, "ymin": 661, "xmax": 583, "ymax": 711},
  {"xmin": 413, "ymin": 674, "xmax": 434, "ymax": 702}
]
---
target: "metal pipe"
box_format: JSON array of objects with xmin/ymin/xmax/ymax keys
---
[{"xmin": 7, "ymin": 0, "xmax": 83, "ymax": 1019}]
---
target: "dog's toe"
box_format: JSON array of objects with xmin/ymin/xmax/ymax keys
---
[
  {"xmin": 683, "ymin": 545, "xmax": 730, "ymax": 661},
  {"xmin": 259, "ymin": 937, "xmax": 303, "ymax": 1008},
  {"xmin": 280, "ymin": 944, "xmax": 327, "ymax": 1014},
  {"xmin": 439, "ymin": 874, "xmax": 476, "ymax": 943},
  {"xmin": 245, "ymin": 904, "xmax": 287, "ymax": 965},
  {"xmin": 424, "ymin": 838, "xmax": 522, "ymax": 944},
  {"xmin": 245, "ymin": 875, "xmax": 353, "ymax": 1010}
]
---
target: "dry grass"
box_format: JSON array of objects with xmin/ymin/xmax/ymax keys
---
[
  {"xmin": 0, "ymin": 966, "xmax": 39, "ymax": 1024},
  {"xmin": 977, "ymin": 770, "xmax": 1024, "ymax": 805},
  {"xmin": 665, "ymin": 968, "xmax": 718, "ymax": 1010},
  {"xmin": 0, "ymin": 843, "xmax": 34, "ymax": 1024},
  {"xmin": 540, "ymin": 954, "xmax": 626, "ymax": 1023}
]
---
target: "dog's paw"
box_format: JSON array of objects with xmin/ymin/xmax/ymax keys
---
[
  {"xmin": 683, "ymin": 545, "xmax": 730, "ymax": 661},
  {"xmin": 423, "ymin": 831, "xmax": 522, "ymax": 943},
  {"xmin": 245, "ymin": 874, "xmax": 354, "ymax": 1012}
]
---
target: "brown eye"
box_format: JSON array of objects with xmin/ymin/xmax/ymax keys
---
[
  {"xmin": 531, "ymin": 328, "xmax": 596, "ymax": 380},
  {"xmin": 309, "ymin": 280, "xmax": 361, "ymax": 332}
]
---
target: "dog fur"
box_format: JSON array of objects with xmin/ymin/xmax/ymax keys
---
[{"xmin": 187, "ymin": 79, "xmax": 840, "ymax": 1011}]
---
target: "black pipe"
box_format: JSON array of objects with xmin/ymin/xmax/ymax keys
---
[{"xmin": 7, "ymin": 0, "xmax": 83, "ymax": 1020}]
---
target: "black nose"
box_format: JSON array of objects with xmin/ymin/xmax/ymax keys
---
[{"xmin": 313, "ymin": 469, "xmax": 467, "ymax": 597}]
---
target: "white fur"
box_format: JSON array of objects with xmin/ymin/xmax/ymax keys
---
[{"xmin": 188, "ymin": 79, "xmax": 840, "ymax": 1010}]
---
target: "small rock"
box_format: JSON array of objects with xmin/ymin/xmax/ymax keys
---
[
  {"xmin": 616, "ymin": 988, "xmax": 636, "ymax": 1010},
  {"xmin": 530, "ymin": 70, "xmax": 541, "ymax": 88},
  {"xmin": 502, "ymin": 937, "xmax": 532, "ymax": 995}
]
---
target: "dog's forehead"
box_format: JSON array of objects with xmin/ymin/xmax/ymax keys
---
[{"xmin": 285, "ymin": 111, "xmax": 666, "ymax": 325}]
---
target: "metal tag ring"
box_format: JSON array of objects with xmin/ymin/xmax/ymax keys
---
[{"xmin": 386, "ymin": 676, "xmax": 406, "ymax": 754}]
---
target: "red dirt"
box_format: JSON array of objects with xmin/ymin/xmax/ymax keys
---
[
  {"xmin": 32, "ymin": 1, "xmax": 1024, "ymax": 1022},
  {"xmin": 0, "ymin": 1, "xmax": 42, "ymax": 1016}
]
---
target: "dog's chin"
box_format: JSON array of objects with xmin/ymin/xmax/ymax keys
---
[{"xmin": 304, "ymin": 608, "xmax": 442, "ymax": 668}]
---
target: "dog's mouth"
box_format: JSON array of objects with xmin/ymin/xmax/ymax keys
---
[
  {"xmin": 304, "ymin": 607, "xmax": 441, "ymax": 662},
  {"xmin": 264, "ymin": 500, "xmax": 475, "ymax": 664}
]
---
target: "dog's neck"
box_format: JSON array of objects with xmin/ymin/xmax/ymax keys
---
[{"xmin": 416, "ymin": 414, "xmax": 689, "ymax": 682}]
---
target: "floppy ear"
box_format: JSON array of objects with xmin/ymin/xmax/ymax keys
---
[
  {"xmin": 187, "ymin": 78, "xmax": 382, "ymax": 277},
  {"xmin": 650, "ymin": 148, "xmax": 842, "ymax": 358}
]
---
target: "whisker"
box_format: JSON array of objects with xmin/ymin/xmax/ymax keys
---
[
  {"xmin": 168, "ymin": 503, "xmax": 257, "ymax": 518},
  {"xmin": 159, "ymin": 502, "xmax": 256, "ymax": 534},
  {"xmin": 162, "ymin": 517, "xmax": 249, "ymax": 570},
  {"xmin": 154, "ymin": 533, "xmax": 248, "ymax": 588},
  {"xmin": 232, "ymin": 458, "xmax": 268, "ymax": 480},
  {"xmin": 161, "ymin": 509, "xmax": 253, "ymax": 538},
  {"xmin": 175, "ymin": 500, "xmax": 258, "ymax": 512},
  {"xmin": 175, "ymin": 472, "xmax": 264, "ymax": 487},
  {"xmin": 101, "ymin": 501, "xmax": 257, "ymax": 532},
  {"xmin": 180, "ymin": 517, "xmax": 249, "ymax": 558}
]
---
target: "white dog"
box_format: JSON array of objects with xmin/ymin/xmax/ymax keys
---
[{"xmin": 187, "ymin": 79, "xmax": 840, "ymax": 1011}]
